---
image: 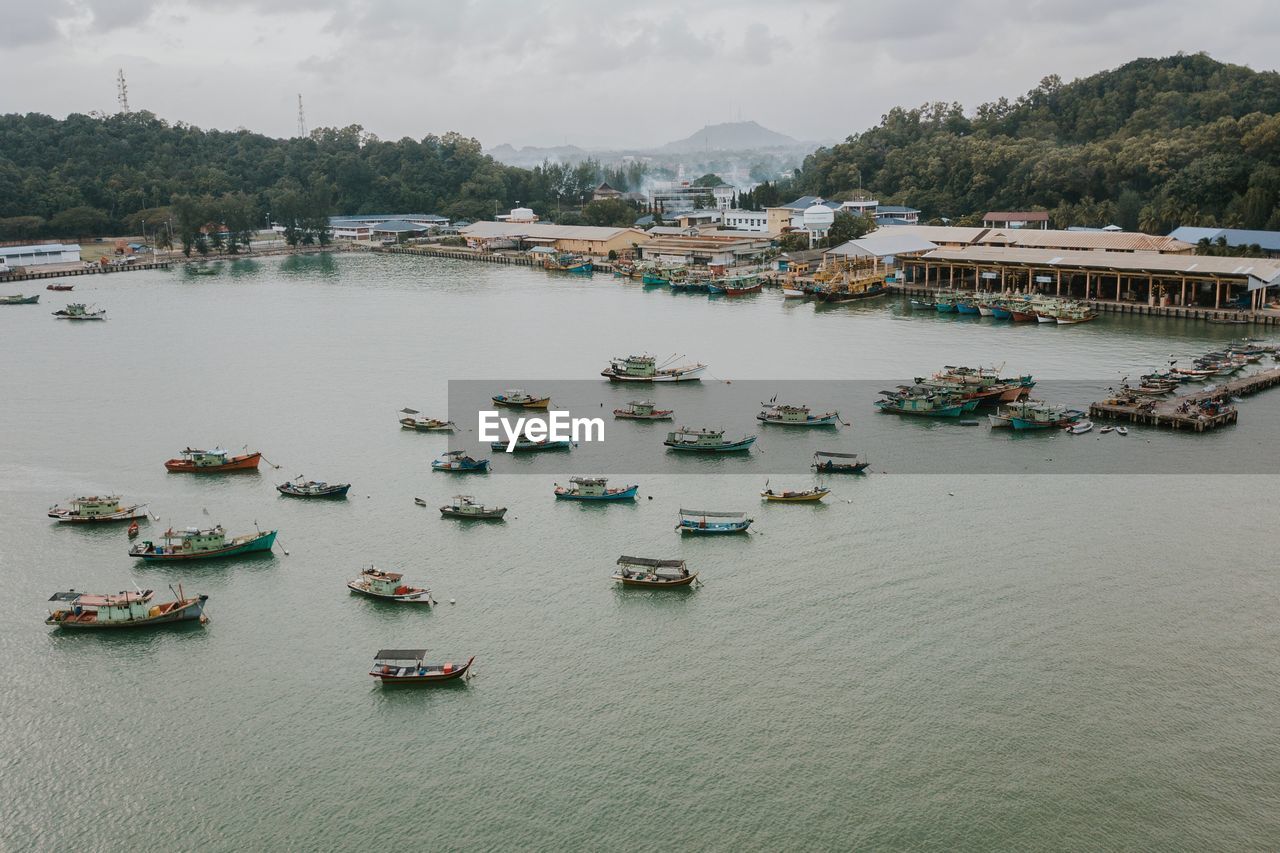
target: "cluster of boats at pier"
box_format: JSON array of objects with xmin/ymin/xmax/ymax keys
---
[{"xmin": 909, "ymin": 292, "xmax": 1098, "ymax": 324}]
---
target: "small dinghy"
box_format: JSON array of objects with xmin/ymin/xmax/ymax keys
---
[
  {"xmin": 1116, "ymin": 427, "xmax": 1128, "ymax": 436},
  {"xmin": 276, "ymin": 477, "xmax": 351, "ymax": 498},
  {"xmin": 1099, "ymin": 426, "xmax": 1114, "ymax": 434},
  {"xmin": 760, "ymin": 483, "xmax": 830, "ymax": 503},
  {"xmin": 1066, "ymin": 420, "xmax": 1094, "ymax": 434},
  {"xmin": 127, "ymin": 520, "xmax": 140, "ymax": 539},
  {"xmin": 439, "ymin": 495, "xmax": 506, "ymax": 520}
]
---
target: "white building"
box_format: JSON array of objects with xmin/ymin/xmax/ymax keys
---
[
  {"xmin": 719, "ymin": 210, "xmax": 769, "ymax": 232},
  {"xmin": 276, "ymin": 213, "xmax": 449, "ymax": 241},
  {"xmin": 0, "ymin": 243, "xmax": 81, "ymax": 268}
]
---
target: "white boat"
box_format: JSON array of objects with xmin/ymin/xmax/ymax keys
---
[
  {"xmin": 1116, "ymin": 427, "xmax": 1128, "ymax": 436},
  {"xmin": 601, "ymin": 353, "xmax": 706, "ymax": 383},
  {"xmin": 347, "ymin": 567, "xmax": 433, "ymax": 604},
  {"xmin": 48, "ymin": 495, "xmax": 148, "ymax": 523},
  {"xmin": 1099, "ymin": 426, "xmax": 1114, "ymax": 434},
  {"xmin": 1066, "ymin": 420, "xmax": 1093, "ymax": 434},
  {"xmin": 781, "ymin": 287, "xmax": 807, "ymax": 299}
]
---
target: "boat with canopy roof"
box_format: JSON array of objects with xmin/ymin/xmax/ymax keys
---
[
  {"xmin": 46, "ymin": 585, "xmax": 208, "ymax": 629},
  {"xmin": 164, "ymin": 447, "xmax": 261, "ymax": 473},
  {"xmin": 347, "ymin": 567, "xmax": 433, "ymax": 604},
  {"xmin": 811, "ymin": 451, "xmax": 869, "ymax": 474},
  {"xmin": 370, "ymin": 650, "xmax": 474, "ymax": 685},
  {"xmin": 676, "ymin": 508, "xmax": 753, "ymax": 534},
  {"xmin": 612, "ymin": 556, "xmax": 698, "ymax": 587}
]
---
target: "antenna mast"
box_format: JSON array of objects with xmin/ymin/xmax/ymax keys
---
[
  {"xmin": 297, "ymin": 94, "xmax": 307, "ymax": 138},
  {"xmin": 116, "ymin": 69, "xmax": 130, "ymax": 114}
]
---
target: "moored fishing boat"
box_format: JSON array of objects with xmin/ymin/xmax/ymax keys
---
[
  {"xmin": 439, "ymin": 495, "xmax": 506, "ymax": 520},
  {"xmin": 347, "ymin": 567, "xmax": 433, "ymax": 604},
  {"xmin": 601, "ymin": 353, "xmax": 706, "ymax": 383},
  {"xmin": 489, "ymin": 436, "xmax": 572, "ymax": 451},
  {"xmin": 129, "ymin": 525, "xmax": 277, "ymax": 561},
  {"xmin": 48, "ymin": 494, "xmax": 148, "ymax": 524},
  {"xmin": 909, "ymin": 297, "xmax": 937, "ymax": 310},
  {"xmin": 1056, "ymin": 307, "xmax": 1098, "ymax": 324},
  {"xmin": 1007, "ymin": 401, "xmax": 1086, "ymax": 430},
  {"xmin": 127, "ymin": 520, "xmax": 140, "ymax": 538},
  {"xmin": 431, "ymin": 449, "xmax": 491, "ymax": 472},
  {"xmin": 988, "ymin": 399, "xmax": 1044, "ymax": 428},
  {"xmin": 613, "ymin": 556, "xmax": 698, "ymax": 588},
  {"xmin": 543, "ymin": 253, "xmax": 593, "ymax": 273},
  {"xmin": 782, "ymin": 285, "xmax": 810, "ymax": 299},
  {"xmin": 991, "ymin": 304, "xmax": 1013, "ymax": 319},
  {"xmin": 934, "ymin": 298, "xmax": 957, "ymax": 313},
  {"xmin": 760, "ymin": 483, "xmax": 830, "ymax": 502},
  {"xmin": 46, "ymin": 586, "xmax": 208, "ymax": 629},
  {"xmin": 613, "ymin": 400, "xmax": 673, "ymax": 420},
  {"xmin": 1008, "ymin": 307, "xmax": 1038, "ymax": 322},
  {"xmin": 164, "ymin": 447, "xmax": 262, "ymax": 473},
  {"xmin": 955, "ymin": 299, "xmax": 980, "ymax": 315},
  {"xmin": 554, "ymin": 476, "xmax": 638, "ymax": 501},
  {"xmin": 757, "ymin": 402, "xmax": 842, "ymax": 427},
  {"xmin": 52, "ymin": 302, "xmax": 106, "ymax": 320},
  {"xmin": 663, "ymin": 426, "xmax": 756, "ymax": 453},
  {"xmin": 398, "ymin": 408, "xmax": 455, "ymax": 431},
  {"xmin": 977, "ymin": 302, "xmax": 997, "ymax": 317},
  {"xmin": 707, "ymin": 274, "xmax": 762, "ymax": 296},
  {"xmin": 491, "ymin": 389, "xmax": 551, "ymax": 408},
  {"xmin": 0, "ymin": 293, "xmax": 39, "ymax": 305},
  {"xmin": 676, "ymin": 508, "xmax": 752, "ymax": 534},
  {"xmin": 276, "ymin": 477, "xmax": 351, "ymax": 498},
  {"xmin": 370, "ymin": 650, "xmax": 474, "ymax": 685},
  {"xmin": 813, "ymin": 279, "xmax": 887, "ymax": 303},
  {"xmin": 46, "ymin": 283, "xmax": 74, "ymax": 291},
  {"xmin": 811, "ymin": 451, "xmax": 869, "ymax": 473},
  {"xmin": 875, "ymin": 386, "xmax": 965, "ymax": 418}
]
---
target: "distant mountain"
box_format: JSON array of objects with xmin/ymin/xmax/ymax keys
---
[
  {"xmin": 487, "ymin": 142, "xmax": 592, "ymax": 168},
  {"xmin": 660, "ymin": 121, "xmax": 801, "ymax": 152}
]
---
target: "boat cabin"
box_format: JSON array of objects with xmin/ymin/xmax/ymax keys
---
[
  {"xmin": 564, "ymin": 476, "xmax": 608, "ymax": 496},
  {"xmin": 624, "ymin": 400, "xmax": 656, "ymax": 415},
  {"xmin": 612, "ymin": 355, "xmax": 658, "ymax": 378},
  {"xmin": 149, "ymin": 525, "xmax": 228, "ymax": 554},
  {"xmin": 762, "ymin": 404, "xmax": 811, "ymax": 423},
  {"xmin": 666, "ymin": 427, "xmax": 725, "ymax": 446},
  {"xmin": 364, "ymin": 569, "xmax": 404, "ymax": 596},
  {"xmin": 181, "ymin": 448, "xmax": 230, "ymax": 467},
  {"xmin": 67, "ymin": 495, "xmax": 124, "ymax": 517},
  {"xmin": 615, "ymin": 556, "xmax": 690, "ymax": 581}
]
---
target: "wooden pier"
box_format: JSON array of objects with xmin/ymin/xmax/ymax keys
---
[
  {"xmin": 374, "ymin": 244, "xmax": 615, "ymax": 273},
  {"xmin": 1, "ymin": 261, "xmax": 171, "ymax": 283},
  {"xmin": 1089, "ymin": 365, "xmax": 1280, "ymax": 432}
]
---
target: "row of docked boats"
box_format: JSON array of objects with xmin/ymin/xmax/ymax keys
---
[
  {"xmin": 1, "ymin": 294, "xmax": 108, "ymax": 319},
  {"xmin": 623, "ymin": 264, "xmax": 764, "ymax": 296},
  {"xmin": 876, "ymin": 364, "xmax": 1035, "ymax": 418},
  {"xmin": 910, "ymin": 292, "xmax": 1097, "ymax": 324}
]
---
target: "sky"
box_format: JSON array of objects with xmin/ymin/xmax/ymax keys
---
[{"xmin": 1, "ymin": 0, "xmax": 1278, "ymax": 150}]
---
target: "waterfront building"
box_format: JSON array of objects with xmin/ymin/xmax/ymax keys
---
[
  {"xmin": 275, "ymin": 213, "xmax": 449, "ymax": 241},
  {"xmin": 0, "ymin": 242, "xmax": 81, "ymax": 269},
  {"xmin": 460, "ymin": 221, "xmax": 650, "ymax": 257},
  {"xmin": 720, "ymin": 209, "xmax": 770, "ymax": 232},
  {"xmin": 982, "ymin": 211, "xmax": 1050, "ymax": 229},
  {"xmin": 875, "ymin": 205, "xmax": 921, "ymax": 226},
  {"xmin": 637, "ymin": 233, "xmax": 772, "ymax": 267},
  {"xmin": 884, "ymin": 225, "xmax": 1192, "ymax": 254}
]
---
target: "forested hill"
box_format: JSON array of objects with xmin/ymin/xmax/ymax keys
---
[
  {"xmin": 797, "ymin": 54, "xmax": 1280, "ymax": 232},
  {"xmin": 0, "ymin": 112, "xmax": 617, "ymax": 238}
]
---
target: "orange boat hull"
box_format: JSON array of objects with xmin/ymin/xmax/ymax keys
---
[{"xmin": 164, "ymin": 452, "xmax": 261, "ymax": 473}]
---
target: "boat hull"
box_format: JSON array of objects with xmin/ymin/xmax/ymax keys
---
[
  {"xmin": 131, "ymin": 530, "xmax": 276, "ymax": 561},
  {"xmin": 613, "ymin": 410, "xmax": 674, "ymax": 420},
  {"xmin": 492, "ymin": 397, "xmax": 551, "ymax": 409},
  {"xmin": 431, "ymin": 461, "xmax": 491, "ymax": 472},
  {"xmin": 49, "ymin": 507, "xmax": 148, "ymax": 523},
  {"xmin": 812, "ymin": 462, "xmax": 869, "ymax": 474},
  {"xmin": 761, "ymin": 490, "xmax": 829, "ymax": 502},
  {"xmin": 601, "ymin": 366, "xmax": 705, "ymax": 383},
  {"xmin": 613, "ymin": 572, "xmax": 698, "ymax": 588},
  {"xmin": 276, "ymin": 484, "xmax": 350, "ymax": 498},
  {"xmin": 439, "ymin": 508, "xmax": 506, "ymax": 520},
  {"xmin": 664, "ymin": 437, "xmax": 756, "ymax": 452},
  {"xmin": 678, "ymin": 522, "xmax": 751, "ymax": 534},
  {"xmin": 348, "ymin": 583, "xmax": 432, "ymax": 604},
  {"xmin": 165, "ymin": 452, "xmax": 261, "ymax": 473},
  {"xmin": 756, "ymin": 413, "xmax": 840, "ymax": 427},
  {"xmin": 47, "ymin": 596, "xmax": 208, "ymax": 629}
]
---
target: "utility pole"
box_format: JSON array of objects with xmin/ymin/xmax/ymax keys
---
[
  {"xmin": 297, "ymin": 94, "xmax": 307, "ymax": 138},
  {"xmin": 116, "ymin": 69, "xmax": 130, "ymax": 114}
]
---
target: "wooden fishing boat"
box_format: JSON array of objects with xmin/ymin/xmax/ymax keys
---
[
  {"xmin": 370, "ymin": 650, "xmax": 474, "ymax": 685},
  {"xmin": 756, "ymin": 402, "xmax": 841, "ymax": 427},
  {"xmin": 439, "ymin": 495, "xmax": 506, "ymax": 520},
  {"xmin": 935, "ymin": 299, "xmax": 957, "ymax": 313},
  {"xmin": 706, "ymin": 274, "xmax": 762, "ymax": 296},
  {"xmin": 398, "ymin": 408, "xmax": 455, "ymax": 431},
  {"xmin": 52, "ymin": 302, "xmax": 105, "ymax": 320},
  {"xmin": 1008, "ymin": 401, "xmax": 1086, "ymax": 430},
  {"xmin": 543, "ymin": 253, "xmax": 593, "ymax": 273},
  {"xmin": 276, "ymin": 477, "xmax": 351, "ymax": 498},
  {"xmin": 875, "ymin": 387, "xmax": 965, "ymax": 418},
  {"xmin": 1008, "ymin": 308, "xmax": 1038, "ymax": 322},
  {"xmin": 1056, "ymin": 307, "xmax": 1098, "ymax": 324},
  {"xmin": 489, "ymin": 437, "xmax": 572, "ymax": 452},
  {"xmin": 613, "ymin": 556, "xmax": 698, "ymax": 588},
  {"xmin": 909, "ymin": 297, "xmax": 936, "ymax": 310},
  {"xmin": 46, "ymin": 283, "xmax": 74, "ymax": 291},
  {"xmin": 613, "ymin": 400, "xmax": 674, "ymax": 420},
  {"xmin": 601, "ymin": 353, "xmax": 706, "ymax": 383},
  {"xmin": 814, "ymin": 280, "xmax": 887, "ymax": 303},
  {"xmin": 554, "ymin": 476, "xmax": 638, "ymax": 501},
  {"xmin": 977, "ymin": 302, "xmax": 997, "ymax": 317},
  {"xmin": 663, "ymin": 427, "xmax": 756, "ymax": 453},
  {"xmin": 46, "ymin": 586, "xmax": 208, "ymax": 630},
  {"xmin": 165, "ymin": 447, "xmax": 262, "ymax": 472},
  {"xmin": 954, "ymin": 300, "xmax": 980, "ymax": 315},
  {"xmin": 431, "ymin": 449, "xmax": 491, "ymax": 472},
  {"xmin": 491, "ymin": 389, "xmax": 551, "ymax": 408},
  {"xmin": 347, "ymin": 567, "xmax": 433, "ymax": 604},
  {"xmin": 127, "ymin": 520, "xmax": 140, "ymax": 538},
  {"xmin": 760, "ymin": 484, "xmax": 829, "ymax": 502},
  {"xmin": 129, "ymin": 525, "xmax": 277, "ymax": 561},
  {"xmin": 0, "ymin": 293, "xmax": 39, "ymax": 304},
  {"xmin": 48, "ymin": 494, "xmax": 148, "ymax": 523},
  {"xmin": 676, "ymin": 508, "xmax": 752, "ymax": 534},
  {"xmin": 990, "ymin": 304, "xmax": 1013, "ymax": 319},
  {"xmin": 811, "ymin": 451, "xmax": 869, "ymax": 474}
]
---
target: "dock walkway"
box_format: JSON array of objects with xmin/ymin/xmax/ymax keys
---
[{"xmin": 1089, "ymin": 365, "xmax": 1280, "ymax": 431}]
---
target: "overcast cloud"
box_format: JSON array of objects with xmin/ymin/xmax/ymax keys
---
[{"xmin": 0, "ymin": 0, "xmax": 1276, "ymax": 149}]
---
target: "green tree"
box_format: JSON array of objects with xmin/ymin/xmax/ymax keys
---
[
  {"xmin": 692, "ymin": 173, "xmax": 727, "ymax": 187},
  {"xmin": 47, "ymin": 205, "xmax": 110, "ymax": 236},
  {"xmin": 583, "ymin": 198, "xmax": 637, "ymax": 227}
]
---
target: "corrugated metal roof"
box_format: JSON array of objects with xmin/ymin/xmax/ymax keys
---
[
  {"xmin": 919, "ymin": 246, "xmax": 1280, "ymax": 282},
  {"xmin": 983, "ymin": 211, "xmax": 1050, "ymax": 221},
  {"xmin": 879, "ymin": 225, "xmax": 987, "ymax": 245},
  {"xmin": 829, "ymin": 232, "xmax": 938, "ymax": 258},
  {"xmin": 978, "ymin": 229, "xmax": 1192, "ymax": 253},
  {"xmin": 460, "ymin": 222, "xmax": 650, "ymax": 241}
]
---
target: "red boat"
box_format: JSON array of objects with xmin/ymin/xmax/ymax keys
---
[
  {"xmin": 127, "ymin": 520, "xmax": 140, "ymax": 539},
  {"xmin": 164, "ymin": 447, "xmax": 262, "ymax": 473},
  {"xmin": 1008, "ymin": 309, "xmax": 1037, "ymax": 322},
  {"xmin": 46, "ymin": 284, "xmax": 75, "ymax": 291}
]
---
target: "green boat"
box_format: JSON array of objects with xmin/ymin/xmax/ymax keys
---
[{"xmin": 129, "ymin": 525, "xmax": 277, "ymax": 561}]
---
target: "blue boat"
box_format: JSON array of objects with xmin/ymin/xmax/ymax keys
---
[
  {"xmin": 676, "ymin": 508, "xmax": 753, "ymax": 535},
  {"xmin": 553, "ymin": 477, "xmax": 638, "ymax": 501},
  {"xmin": 935, "ymin": 300, "xmax": 957, "ymax": 313},
  {"xmin": 991, "ymin": 305, "xmax": 1012, "ymax": 319},
  {"xmin": 663, "ymin": 427, "xmax": 756, "ymax": 453},
  {"xmin": 955, "ymin": 301, "xmax": 980, "ymax": 315},
  {"xmin": 431, "ymin": 450, "xmax": 491, "ymax": 473},
  {"xmin": 490, "ymin": 438, "xmax": 572, "ymax": 452}
]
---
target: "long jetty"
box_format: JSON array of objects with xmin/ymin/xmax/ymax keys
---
[
  {"xmin": 1, "ymin": 261, "xmax": 171, "ymax": 283},
  {"xmin": 374, "ymin": 244, "xmax": 616, "ymax": 273},
  {"xmin": 1089, "ymin": 365, "xmax": 1280, "ymax": 431}
]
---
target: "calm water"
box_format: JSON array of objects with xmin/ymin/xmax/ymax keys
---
[{"xmin": 1, "ymin": 254, "xmax": 1277, "ymax": 851}]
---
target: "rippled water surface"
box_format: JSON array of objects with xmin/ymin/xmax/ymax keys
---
[{"xmin": 1, "ymin": 254, "xmax": 1277, "ymax": 851}]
